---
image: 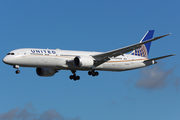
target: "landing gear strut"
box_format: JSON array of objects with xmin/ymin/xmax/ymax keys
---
[
  {"xmin": 69, "ymin": 70, "xmax": 80, "ymax": 81},
  {"xmin": 88, "ymin": 70, "xmax": 99, "ymax": 77},
  {"xmin": 13, "ymin": 65, "xmax": 20, "ymax": 74}
]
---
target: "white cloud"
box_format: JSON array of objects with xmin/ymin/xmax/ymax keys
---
[
  {"xmin": 0, "ymin": 108, "xmax": 20, "ymax": 120},
  {"xmin": 39, "ymin": 109, "xmax": 63, "ymax": 120},
  {"xmin": 135, "ymin": 64, "xmax": 180, "ymax": 91},
  {"xmin": 0, "ymin": 102, "xmax": 80, "ymax": 120}
]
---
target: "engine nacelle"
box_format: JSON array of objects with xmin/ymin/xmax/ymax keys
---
[
  {"xmin": 36, "ymin": 68, "xmax": 56, "ymax": 77},
  {"xmin": 74, "ymin": 56, "xmax": 94, "ymax": 68}
]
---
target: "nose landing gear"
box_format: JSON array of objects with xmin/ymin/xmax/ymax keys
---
[{"xmin": 13, "ymin": 65, "xmax": 20, "ymax": 74}]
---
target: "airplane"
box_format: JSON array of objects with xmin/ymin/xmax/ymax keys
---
[{"xmin": 3, "ymin": 30, "xmax": 175, "ymax": 81}]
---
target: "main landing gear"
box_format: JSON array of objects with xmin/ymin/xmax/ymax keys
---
[
  {"xmin": 69, "ymin": 70, "xmax": 80, "ymax": 81},
  {"xmin": 88, "ymin": 70, "xmax": 99, "ymax": 77},
  {"xmin": 69, "ymin": 70, "xmax": 99, "ymax": 81},
  {"xmin": 13, "ymin": 65, "xmax": 20, "ymax": 74}
]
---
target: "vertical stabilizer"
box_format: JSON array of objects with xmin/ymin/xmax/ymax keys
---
[{"xmin": 131, "ymin": 30, "xmax": 154, "ymax": 58}]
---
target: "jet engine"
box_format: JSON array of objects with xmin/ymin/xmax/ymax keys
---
[
  {"xmin": 74, "ymin": 56, "xmax": 94, "ymax": 68},
  {"xmin": 36, "ymin": 68, "xmax": 57, "ymax": 77}
]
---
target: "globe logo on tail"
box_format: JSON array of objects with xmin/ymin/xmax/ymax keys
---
[{"xmin": 131, "ymin": 44, "xmax": 148, "ymax": 58}]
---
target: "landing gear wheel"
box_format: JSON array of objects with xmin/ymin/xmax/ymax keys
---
[
  {"xmin": 69, "ymin": 70, "xmax": 80, "ymax": 81},
  {"xmin": 92, "ymin": 72, "xmax": 96, "ymax": 77},
  {"xmin": 88, "ymin": 70, "xmax": 99, "ymax": 77},
  {"xmin": 73, "ymin": 76, "xmax": 80, "ymax": 81},
  {"xmin": 95, "ymin": 72, "xmax": 99, "ymax": 76},
  {"xmin": 88, "ymin": 71, "xmax": 92, "ymax": 75},
  {"xmin": 76, "ymin": 76, "xmax": 80, "ymax": 80},
  {"xmin": 69, "ymin": 75, "xmax": 73, "ymax": 80},
  {"xmin": 15, "ymin": 70, "xmax": 20, "ymax": 74}
]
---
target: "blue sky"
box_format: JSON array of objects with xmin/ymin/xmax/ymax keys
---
[{"xmin": 0, "ymin": 0, "xmax": 180, "ymax": 120}]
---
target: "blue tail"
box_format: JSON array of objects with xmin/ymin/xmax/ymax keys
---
[{"xmin": 131, "ymin": 30, "xmax": 154, "ymax": 58}]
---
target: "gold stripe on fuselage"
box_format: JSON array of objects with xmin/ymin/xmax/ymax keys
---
[{"xmin": 5, "ymin": 54, "xmax": 149, "ymax": 63}]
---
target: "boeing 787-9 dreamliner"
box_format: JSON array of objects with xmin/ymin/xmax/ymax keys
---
[{"xmin": 3, "ymin": 30, "xmax": 175, "ymax": 81}]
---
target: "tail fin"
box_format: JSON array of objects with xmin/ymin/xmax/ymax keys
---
[{"xmin": 131, "ymin": 30, "xmax": 154, "ymax": 58}]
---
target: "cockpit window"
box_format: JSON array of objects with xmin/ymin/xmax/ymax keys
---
[{"xmin": 7, "ymin": 53, "xmax": 15, "ymax": 55}]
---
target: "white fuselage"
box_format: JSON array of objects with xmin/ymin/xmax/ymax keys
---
[
  {"xmin": 3, "ymin": 31, "xmax": 173, "ymax": 80},
  {"xmin": 3, "ymin": 48, "xmax": 151, "ymax": 71}
]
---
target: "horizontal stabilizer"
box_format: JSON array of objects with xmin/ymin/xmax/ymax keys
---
[{"xmin": 144, "ymin": 54, "xmax": 176, "ymax": 62}]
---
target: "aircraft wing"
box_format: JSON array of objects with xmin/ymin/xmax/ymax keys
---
[{"xmin": 92, "ymin": 33, "xmax": 171, "ymax": 67}]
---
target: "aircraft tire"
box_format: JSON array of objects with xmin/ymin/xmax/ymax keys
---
[
  {"xmin": 76, "ymin": 76, "xmax": 80, "ymax": 80},
  {"xmin": 88, "ymin": 71, "xmax": 92, "ymax": 75},
  {"xmin": 92, "ymin": 72, "xmax": 96, "ymax": 77},
  {"xmin": 95, "ymin": 72, "xmax": 99, "ymax": 76},
  {"xmin": 15, "ymin": 70, "xmax": 20, "ymax": 74},
  {"xmin": 70, "ymin": 75, "xmax": 74, "ymax": 80},
  {"xmin": 70, "ymin": 75, "xmax": 80, "ymax": 81}
]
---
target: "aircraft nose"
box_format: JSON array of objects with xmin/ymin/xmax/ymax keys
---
[
  {"xmin": 3, "ymin": 57, "xmax": 7, "ymax": 63},
  {"xmin": 3, "ymin": 56, "xmax": 9, "ymax": 64}
]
